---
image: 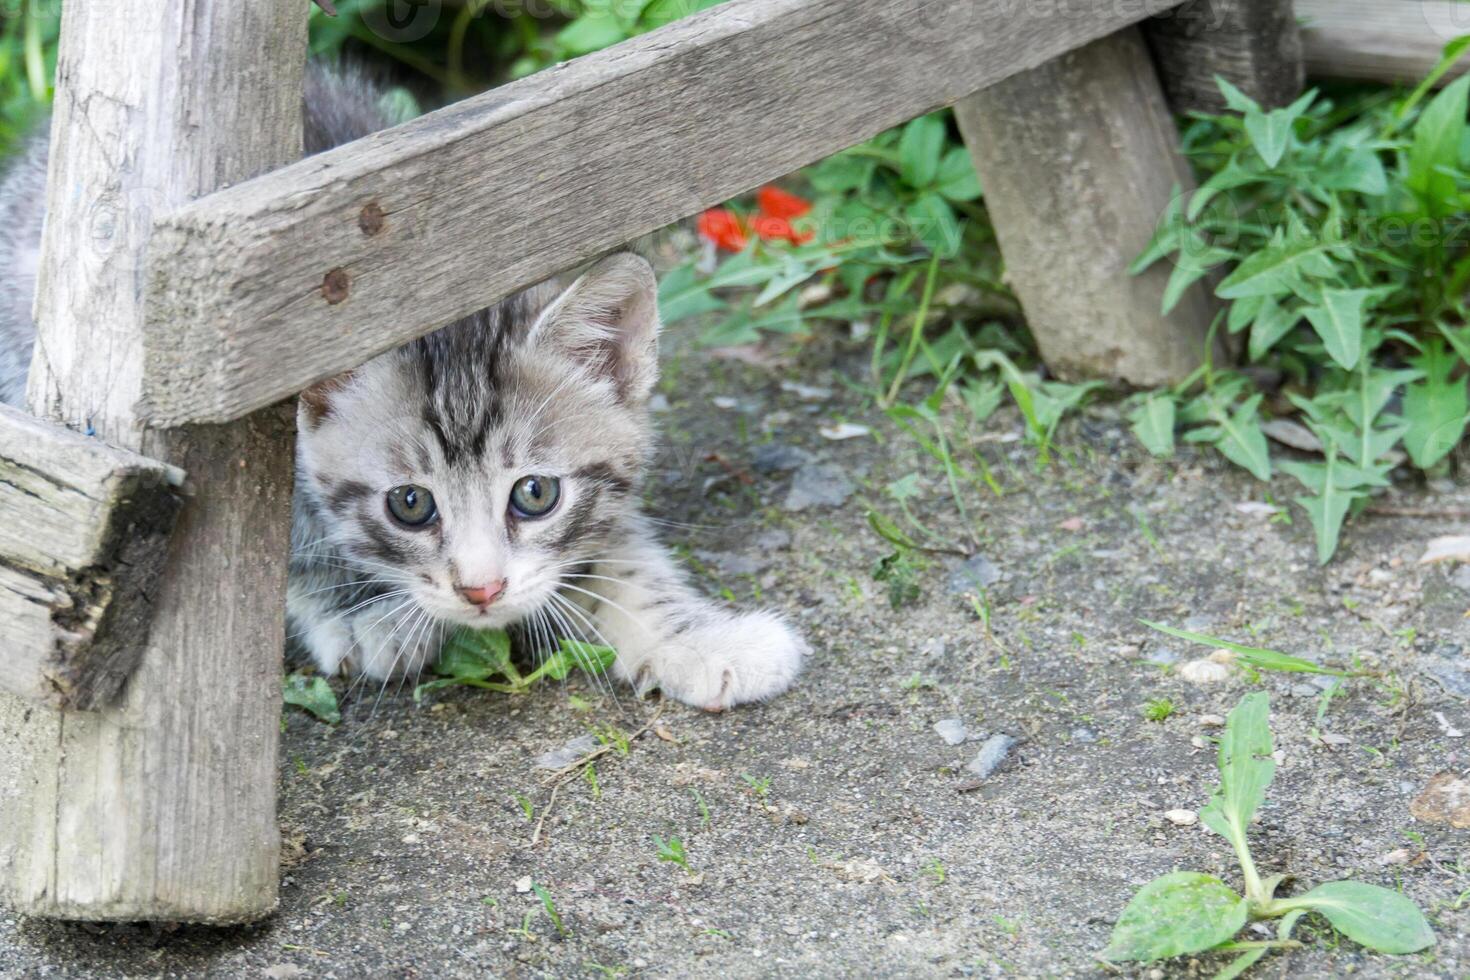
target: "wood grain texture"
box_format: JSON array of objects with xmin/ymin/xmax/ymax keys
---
[
  {"xmin": 0, "ymin": 0, "xmax": 305, "ymax": 923},
  {"xmin": 139, "ymin": 0, "xmax": 1186, "ymax": 425},
  {"xmin": 956, "ymin": 27, "xmax": 1222, "ymax": 387},
  {"xmin": 1298, "ymin": 0, "xmax": 1470, "ymax": 87},
  {"xmin": 1144, "ymin": 0, "xmax": 1303, "ymax": 112},
  {"xmin": 0, "ymin": 404, "xmax": 183, "ymax": 710}
]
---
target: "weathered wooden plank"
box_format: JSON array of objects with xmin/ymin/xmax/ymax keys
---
[
  {"xmin": 140, "ymin": 0, "xmax": 1187, "ymax": 426},
  {"xmin": 955, "ymin": 27, "xmax": 1222, "ymax": 387},
  {"xmin": 1298, "ymin": 0, "xmax": 1470, "ymax": 88},
  {"xmin": 1144, "ymin": 0, "xmax": 1303, "ymax": 113},
  {"xmin": 0, "ymin": 404, "xmax": 183, "ymax": 710},
  {"xmin": 0, "ymin": 0, "xmax": 305, "ymax": 924}
]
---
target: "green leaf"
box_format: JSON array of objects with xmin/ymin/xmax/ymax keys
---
[
  {"xmin": 1139, "ymin": 621, "xmax": 1348, "ymax": 676},
  {"xmin": 1227, "ymin": 294, "xmax": 1265, "ymax": 335},
  {"xmin": 1303, "ymin": 288, "xmax": 1372, "ymax": 370},
  {"xmin": 1216, "ymin": 234, "xmax": 1336, "ymax": 300},
  {"xmin": 1296, "ymin": 486, "xmax": 1357, "ymax": 566},
  {"xmin": 961, "ymin": 379, "xmax": 1004, "ymax": 424},
  {"xmin": 898, "ymin": 114, "xmax": 946, "ymax": 189},
  {"xmin": 1163, "ymin": 246, "xmax": 1233, "ymax": 315},
  {"xmin": 903, "ymin": 192, "xmax": 961, "ymax": 257},
  {"xmin": 1407, "ymin": 74, "xmax": 1470, "ymax": 216},
  {"xmin": 1189, "ymin": 156, "xmax": 1260, "ymax": 222},
  {"xmin": 1131, "ymin": 186, "xmax": 1187, "ymax": 275},
  {"xmin": 560, "ymin": 638, "xmax": 618, "ymax": 675},
  {"xmin": 638, "ymin": 0, "xmax": 723, "ymax": 29},
  {"xmin": 554, "ymin": 14, "xmax": 629, "ymax": 57},
  {"xmin": 1244, "ymin": 90, "xmax": 1315, "ymax": 168},
  {"xmin": 1101, "ymin": 872, "xmax": 1249, "ymax": 963},
  {"xmin": 1213, "ymin": 394, "xmax": 1272, "ymax": 481},
  {"xmin": 283, "ymin": 673, "xmax": 340, "ymax": 725},
  {"xmin": 934, "ymin": 147, "xmax": 982, "ymax": 201},
  {"xmin": 1403, "ymin": 339, "xmax": 1470, "ymax": 469},
  {"xmin": 1398, "ymin": 35, "xmax": 1470, "ymax": 124},
  {"xmin": 1199, "ymin": 692, "xmax": 1274, "ymax": 841},
  {"xmin": 1130, "ymin": 394, "xmax": 1177, "ymax": 458},
  {"xmin": 1287, "ymin": 881, "xmax": 1434, "ymax": 954},
  {"xmin": 1248, "ymin": 297, "xmax": 1299, "ymax": 361},
  {"xmin": 437, "ymin": 628, "xmax": 513, "ymax": 679},
  {"xmin": 658, "ymin": 263, "xmax": 726, "ymax": 324},
  {"xmin": 1215, "ymin": 76, "xmax": 1260, "ymax": 114},
  {"xmin": 807, "ymin": 151, "xmax": 874, "ymax": 194}
]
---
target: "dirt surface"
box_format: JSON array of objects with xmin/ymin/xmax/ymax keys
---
[{"xmin": 3, "ymin": 331, "xmax": 1470, "ymax": 979}]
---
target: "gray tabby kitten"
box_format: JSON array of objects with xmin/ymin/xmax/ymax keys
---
[{"xmin": 0, "ymin": 64, "xmax": 805, "ymax": 711}]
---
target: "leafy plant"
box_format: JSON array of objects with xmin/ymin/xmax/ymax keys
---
[
  {"xmin": 0, "ymin": 2, "xmax": 58, "ymax": 156},
  {"xmin": 1143, "ymin": 697, "xmax": 1176, "ymax": 723},
  {"xmin": 532, "ymin": 880, "xmax": 569, "ymax": 937},
  {"xmin": 413, "ymin": 628, "xmax": 616, "ymax": 700},
  {"xmin": 1141, "ymin": 620, "xmax": 1355, "ymax": 678},
  {"xmin": 653, "ymin": 834, "xmax": 695, "ymax": 874},
  {"xmin": 661, "ymin": 110, "xmax": 1012, "ymax": 367},
  {"xmin": 1103, "ymin": 693, "xmax": 1434, "ymax": 973},
  {"xmin": 740, "ymin": 773, "xmax": 771, "ymax": 799},
  {"xmin": 1131, "ymin": 53, "xmax": 1470, "ymax": 562},
  {"xmin": 283, "ymin": 672, "xmax": 341, "ymax": 724}
]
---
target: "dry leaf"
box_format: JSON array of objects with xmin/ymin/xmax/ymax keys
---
[
  {"xmin": 1420, "ymin": 535, "xmax": 1470, "ymax": 565},
  {"xmin": 819, "ymin": 422, "xmax": 870, "ymax": 441},
  {"xmin": 824, "ymin": 857, "xmax": 893, "ymax": 884},
  {"xmin": 1410, "ymin": 773, "xmax": 1470, "ymax": 827},
  {"xmin": 1261, "ymin": 419, "xmax": 1323, "ymax": 453}
]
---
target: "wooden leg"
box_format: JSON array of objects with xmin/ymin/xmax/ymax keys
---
[
  {"xmin": 1144, "ymin": 0, "xmax": 1304, "ymax": 113},
  {"xmin": 0, "ymin": 0, "xmax": 306, "ymax": 922},
  {"xmin": 954, "ymin": 27, "xmax": 1220, "ymax": 388}
]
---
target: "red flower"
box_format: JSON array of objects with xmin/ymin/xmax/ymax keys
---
[
  {"xmin": 750, "ymin": 214, "xmax": 814, "ymax": 246},
  {"xmin": 697, "ymin": 208, "xmax": 748, "ymax": 252},
  {"xmin": 756, "ymin": 185, "xmax": 812, "ymax": 221}
]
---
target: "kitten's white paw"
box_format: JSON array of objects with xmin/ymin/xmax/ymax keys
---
[
  {"xmin": 299, "ymin": 616, "xmax": 356, "ymax": 677},
  {"xmin": 343, "ymin": 603, "xmax": 441, "ymax": 681},
  {"xmin": 619, "ymin": 609, "xmax": 806, "ymax": 711}
]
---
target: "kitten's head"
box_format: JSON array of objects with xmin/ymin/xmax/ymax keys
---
[{"xmin": 297, "ymin": 252, "xmax": 659, "ymax": 629}]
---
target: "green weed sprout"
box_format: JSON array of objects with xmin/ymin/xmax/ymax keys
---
[
  {"xmin": 1102, "ymin": 693, "xmax": 1433, "ymax": 974},
  {"xmin": 654, "ymin": 835, "xmax": 695, "ymax": 874},
  {"xmin": 413, "ymin": 628, "xmax": 616, "ymax": 701}
]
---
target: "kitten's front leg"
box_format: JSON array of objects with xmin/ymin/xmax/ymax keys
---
[
  {"xmin": 562, "ymin": 525, "xmax": 806, "ymax": 710},
  {"xmin": 342, "ymin": 597, "xmax": 445, "ymax": 682}
]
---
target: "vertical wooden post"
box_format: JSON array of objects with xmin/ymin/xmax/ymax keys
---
[
  {"xmin": 1144, "ymin": 0, "xmax": 1303, "ymax": 113},
  {"xmin": 954, "ymin": 27, "xmax": 1220, "ymax": 387},
  {"xmin": 0, "ymin": 0, "xmax": 306, "ymax": 922}
]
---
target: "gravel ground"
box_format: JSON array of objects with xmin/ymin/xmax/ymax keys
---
[{"xmin": 3, "ymin": 331, "xmax": 1469, "ymax": 979}]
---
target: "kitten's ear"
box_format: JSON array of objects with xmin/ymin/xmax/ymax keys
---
[
  {"xmin": 298, "ymin": 372, "xmax": 354, "ymax": 430},
  {"xmin": 529, "ymin": 252, "xmax": 660, "ymax": 403}
]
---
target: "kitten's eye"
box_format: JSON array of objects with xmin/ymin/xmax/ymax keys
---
[
  {"xmin": 509, "ymin": 475, "xmax": 561, "ymax": 518},
  {"xmin": 386, "ymin": 485, "xmax": 437, "ymax": 527}
]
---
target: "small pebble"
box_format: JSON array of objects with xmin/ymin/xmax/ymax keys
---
[
  {"xmin": 515, "ymin": 876, "xmax": 532, "ymax": 893},
  {"xmin": 965, "ymin": 734, "xmax": 1016, "ymax": 779},
  {"xmin": 933, "ymin": 719, "xmax": 968, "ymax": 746},
  {"xmin": 1164, "ymin": 809, "xmax": 1198, "ymax": 827},
  {"xmin": 752, "ymin": 443, "xmax": 813, "ymax": 474},
  {"xmin": 1180, "ymin": 659, "xmax": 1232, "ymax": 684},
  {"xmin": 783, "ymin": 463, "xmax": 855, "ymax": 511},
  {"xmin": 1198, "ymin": 714, "xmax": 1226, "ymax": 727},
  {"xmin": 534, "ymin": 734, "xmax": 600, "ymax": 770},
  {"xmin": 945, "ymin": 555, "xmax": 1001, "ymax": 595}
]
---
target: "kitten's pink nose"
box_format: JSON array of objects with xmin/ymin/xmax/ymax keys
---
[{"xmin": 457, "ymin": 580, "xmax": 506, "ymax": 609}]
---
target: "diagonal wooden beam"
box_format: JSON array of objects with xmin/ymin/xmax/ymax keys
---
[{"xmin": 141, "ymin": 0, "xmax": 1187, "ymax": 426}]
